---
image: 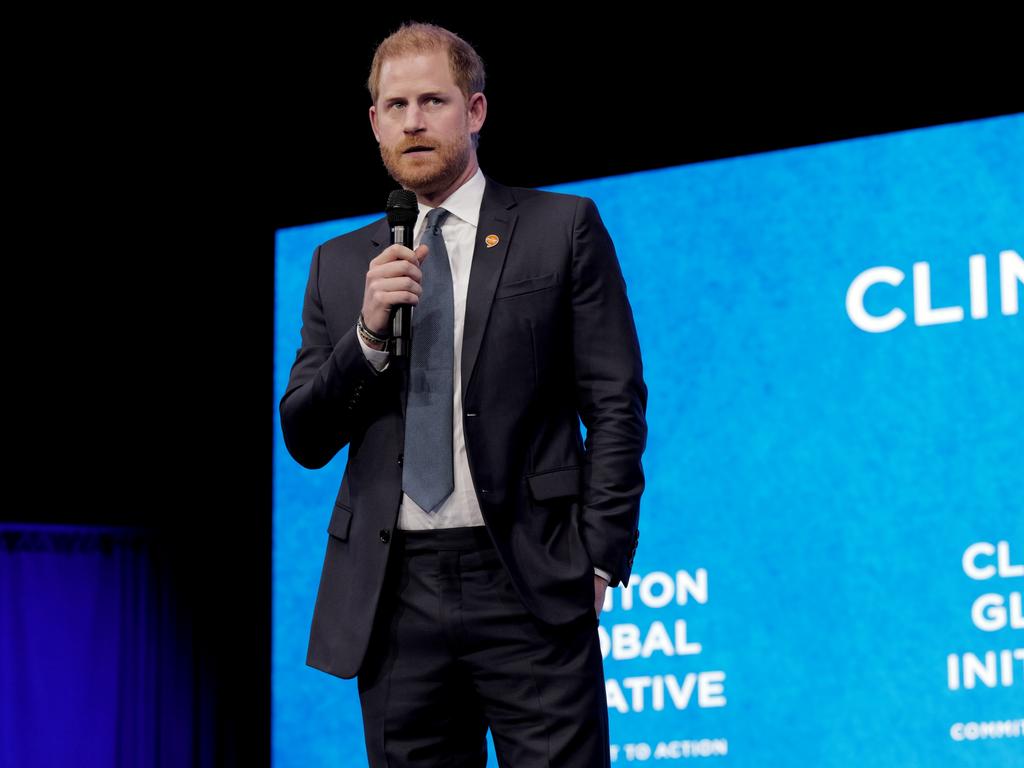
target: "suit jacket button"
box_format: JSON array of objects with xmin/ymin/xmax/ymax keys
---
[
  {"xmin": 379, "ymin": 529, "xmax": 390, "ymax": 543},
  {"xmin": 397, "ymin": 453, "xmax": 403, "ymax": 466}
]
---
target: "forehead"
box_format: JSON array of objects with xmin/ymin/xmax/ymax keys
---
[{"xmin": 377, "ymin": 51, "xmax": 459, "ymax": 99}]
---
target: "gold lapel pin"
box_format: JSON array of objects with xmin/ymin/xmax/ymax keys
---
[{"xmin": 485, "ymin": 234, "xmax": 500, "ymax": 249}]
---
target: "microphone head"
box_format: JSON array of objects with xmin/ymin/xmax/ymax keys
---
[{"xmin": 386, "ymin": 189, "xmax": 418, "ymax": 227}]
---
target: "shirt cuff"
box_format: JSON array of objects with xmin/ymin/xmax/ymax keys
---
[
  {"xmin": 357, "ymin": 329, "xmax": 390, "ymax": 372},
  {"xmin": 594, "ymin": 567, "xmax": 612, "ymax": 583}
]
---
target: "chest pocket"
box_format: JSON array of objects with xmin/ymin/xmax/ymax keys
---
[{"xmin": 494, "ymin": 271, "xmax": 559, "ymax": 299}]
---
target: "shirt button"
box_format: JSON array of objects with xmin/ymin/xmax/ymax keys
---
[{"xmin": 379, "ymin": 529, "xmax": 391, "ymax": 543}]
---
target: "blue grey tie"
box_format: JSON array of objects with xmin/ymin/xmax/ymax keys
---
[{"xmin": 402, "ymin": 207, "xmax": 454, "ymax": 513}]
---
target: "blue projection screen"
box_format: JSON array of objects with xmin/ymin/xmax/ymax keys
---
[{"xmin": 273, "ymin": 114, "xmax": 1023, "ymax": 767}]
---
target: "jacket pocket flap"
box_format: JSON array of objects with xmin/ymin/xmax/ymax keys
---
[
  {"xmin": 327, "ymin": 503, "xmax": 353, "ymax": 540},
  {"xmin": 526, "ymin": 466, "xmax": 581, "ymax": 501},
  {"xmin": 494, "ymin": 271, "xmax": 558, "ymax": 299}
]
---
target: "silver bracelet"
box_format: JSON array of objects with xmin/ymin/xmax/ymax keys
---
[{"xmin": 357, "ymin": 313, "xmax": 390, "ymax": 345}]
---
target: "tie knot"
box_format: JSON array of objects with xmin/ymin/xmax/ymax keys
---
[{"xmin": 426, "ymin": 207, "xmax": 450, "ymax": 232}]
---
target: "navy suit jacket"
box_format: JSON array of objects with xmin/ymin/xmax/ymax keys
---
[{"xmin": 280, "ymin": 175, "xmax": 647, "ymax": 680}]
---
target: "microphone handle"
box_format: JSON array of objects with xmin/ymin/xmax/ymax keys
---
[{"xmin": 390, "ymin": 223, "xmax": 414, "ymax": 358}]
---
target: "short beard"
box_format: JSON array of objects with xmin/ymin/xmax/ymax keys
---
[{"xmin": 379, "ymin": 132, "xmax": 470, "ymax": 197}]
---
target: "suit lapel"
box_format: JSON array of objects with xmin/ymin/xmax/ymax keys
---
[
  {"xmin": 461, "ymin": 175, "xmax": 518, "ymax": 404},
  {"xmin": 367, "ymin": 175, "xmax": 519, "ymax": 416}
]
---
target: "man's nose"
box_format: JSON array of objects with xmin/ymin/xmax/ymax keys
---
[{"xmin": 403, "ymin": 104, "xmax": 426, "ymax": 133}]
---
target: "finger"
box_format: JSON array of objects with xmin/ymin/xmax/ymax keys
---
[
  {"xmin": 382, "ymin": 291, "xmax": 420, "ymax": 305},
  {"xmin": 373, "ymin": 276, "xmax": 423, "ymax": 296},
  {"xmin": 369, "ymin": 259, "xmax": 423, "ymax": 283},
  {"xmin": 370, "ymin": 243, "xmax": 418, "ymax": 267}
]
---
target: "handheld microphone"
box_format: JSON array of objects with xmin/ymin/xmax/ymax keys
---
[{"xmin": 385, "ymin": 189, "xmax": 418, "ymax": 358}]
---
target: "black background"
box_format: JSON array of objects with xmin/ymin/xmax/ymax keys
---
[{"xmin": 10, "ymin": 13, "xmax": 1019, "ymax": 766}]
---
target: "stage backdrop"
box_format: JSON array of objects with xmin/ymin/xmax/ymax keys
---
[{"xmin": 273, "ymin": 114, "xmax": 1022, "ymax": 767}]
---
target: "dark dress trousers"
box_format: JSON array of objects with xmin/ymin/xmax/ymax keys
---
[{"xmin": 279, "ymin": 175, "xmax": 648, "ymax": 763}]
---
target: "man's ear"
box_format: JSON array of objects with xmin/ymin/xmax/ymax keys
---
[
  {"xmin": 467, "ymin": 92, "xmax": 487, "ymax": 134},
  {"xmin": 369, "ymin": 104, "xmax": 380, "ymax": 142}
]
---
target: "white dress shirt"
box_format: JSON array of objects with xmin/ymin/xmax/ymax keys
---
[{"xmin": 357, "ymin": 168, "xmax": 611, "ymax": 583}]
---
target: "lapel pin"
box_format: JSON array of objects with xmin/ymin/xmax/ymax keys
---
[{"xmin": 485, "ymin": 234, "xmax": 500, "ymax": 249}]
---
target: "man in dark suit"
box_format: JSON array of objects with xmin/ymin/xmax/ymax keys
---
[{"xmin": 279, "ymin": 21, "xmax": 647, "ymax": 767}]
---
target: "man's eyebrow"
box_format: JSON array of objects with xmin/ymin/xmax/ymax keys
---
[{"xmin": 383, "ymin": 91, "xmax": 449, "ymax": 104}]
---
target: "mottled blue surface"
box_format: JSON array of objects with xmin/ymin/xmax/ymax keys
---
[
  {"xmin": 1, "ymin": 525, "xmax": 196, "ymax": 768},
  {"xmin": 274, "ymin": 114, "xmax": 1023, "ymax": 766}
]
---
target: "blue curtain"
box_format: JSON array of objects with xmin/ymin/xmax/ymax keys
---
[{"xmin": 1, "ymin": 523, "xmax": 198, "ymax": 768}]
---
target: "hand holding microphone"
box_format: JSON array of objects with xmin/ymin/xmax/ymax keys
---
[
  {"xmin": 360, "ymin": 190, "xmax": 428, "ymax": 357},
  {"xmin": 360, "ymin": 242, "xmax": 428, "ymax": 349}
]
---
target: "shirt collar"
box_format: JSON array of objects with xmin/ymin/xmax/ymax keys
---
[{"xmin": 416, "ymin": 166, "xmax": 485, "ymax": 234}]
